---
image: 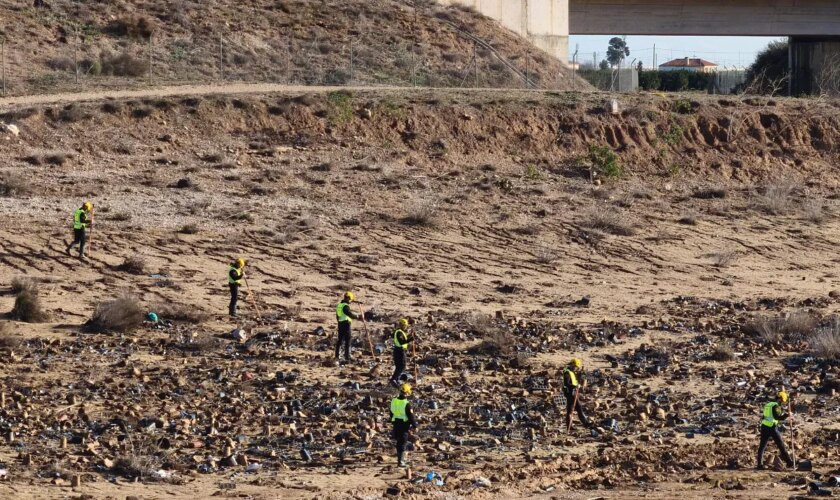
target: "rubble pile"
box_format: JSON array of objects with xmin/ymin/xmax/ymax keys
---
[{"xmin": 0, "ymin": 294, "xmax": 838, "ymax": 496}]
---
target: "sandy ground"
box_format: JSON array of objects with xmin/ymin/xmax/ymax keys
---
[{"xmin": 0, "ymin": 88, "xmax": 838, "ymax": 499}]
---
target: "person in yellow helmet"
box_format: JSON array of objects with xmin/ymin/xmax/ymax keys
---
[
  {"xmin": 65, "ymin": 201, "xmax": 93, "ymax": 260},
  {"xmin": 390, "ymin": 318, "xmax": 414, "ymax": 387},
  {"xmin": 757, "ymin": 389, "xmax": 795, "ymax": 469},
  {"xmin": 335, "ymin": 291, "xmax": 359, "ymax": 362},
  {"xmin": 228, "ymin": 258, "xmax": 246, "ymax": 317},
  {"xmin": 390, "ymin": 383, "xmax": 416, "ymax": 467},
  {"xmin": 563, "ymin": 358, "xmax": 590, "ymax": 430}
]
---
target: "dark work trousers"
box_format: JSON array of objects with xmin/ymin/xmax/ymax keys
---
[
  {"xmin": 393, "ymin": 420, "xmax": 411, "ymax": 460},
  {"xmin": 67, "ymin": 228, "xmax": 86, "ymax": 257},
  {"xmin": 564, "ymin": 389, "xmax": 589, "ymax": 429},
  {"xmin": 391, "ymin": 347, "xmax": 407, "ymax": 383},
  {"xmin": 336, "ymin": 321, "xmax": 352, "ymax": 360},
  {"xmin": 757, "ymin": 424, "xmax": 794, "ymax": 467},
  {"xmin": 228, "ymin": 283, "xmax": 239, "ymax": 316}
]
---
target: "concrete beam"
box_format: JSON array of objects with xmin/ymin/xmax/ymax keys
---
[
  {"xmin": 569, "ymin": 0, "xmax": 840, "ymax": 36},
  {"xmin": 438, "ymin": 0, "xmax": 570, "ymax": 62}
]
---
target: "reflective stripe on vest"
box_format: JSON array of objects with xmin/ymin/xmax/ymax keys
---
[
  {"xmin": 337, "ymin": 302, "xmax": 352, "ymax": 323},
  {"xmin": 564, "ymin": 368, "xmax": 578, "ymax": 388},
  {"xmin": 391, "ymin": 398, "xmax": 408, "ymax": 422},
  {"xmin": 228, "ymin": 265, "xmax": 242, "ymax": 285},
  {"xmin": 393, "ymin": 329, "xmax": 408, "ymax": 349},
  {"xmin": 761, "ymin": 401, "xmax": 778, "ymax": 427},
  {"xmin": 73, "ymin": 209, "xmax": 86, "ymax": 230}
]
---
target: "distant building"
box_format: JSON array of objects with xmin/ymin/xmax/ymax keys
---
[{"xmin": 659, "ymin": 57, "xmax": 718, "ymax": 73}]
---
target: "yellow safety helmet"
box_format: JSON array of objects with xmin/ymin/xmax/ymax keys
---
[
  {"xmin": 82, "ymin": 201, "xmax": 93, "ymax": 211},
  {"xmin": 236, "ymin": 257, "xmax": 246, "ymax": 268},
  {"xmin": 400, "ymin": 383, "xmax": 412, "ymax": 396},
  {"xmin": 571, "ymin": 358, "xmax": 582, "ymax": 369},
  {"xmin": 399, "ymin": 318, "xmax": 409, "ymax": 329},
  {"xmin": 777, "ymin": 390, "xmax": 789, "ymax": 403},
  {"xmin": 344, "ymin": 291, "xmax": 355, "ymax": 302}
]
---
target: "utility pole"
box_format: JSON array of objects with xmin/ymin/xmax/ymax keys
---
[
  {"xmin": 573, "ymin": 44, "xmax": 579, "ymax": 91},
  {"xmin": 653, "ymin": 44, "xmax": 656, "ymax": 69}
]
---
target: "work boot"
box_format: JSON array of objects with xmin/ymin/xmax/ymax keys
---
[
  {"xmin": 398, "ymin": 452, "xmax": 408, "ymax": 467},
  {"xmin": 64, "ymin": 242, "xmax": 71, "ymax": 256},
  {"xmin": 389, "ymin": 379, "xmax": 399, "ymax": 388}
]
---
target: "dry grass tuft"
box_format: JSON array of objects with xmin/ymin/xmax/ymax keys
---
[
  {"xmin": 581, "ymin": 206, "xmax": 636, "ymax": 236},
  {"xmin": 745, "ymin": 310, "xmax": 819, "ymax": 344},
  {"xmin": 12, "ymin": 283, "xmax": 48, "ymax": 323},
  {"xmin": 86, "ymin": 295, "xmax": 144, "ymax": 333},
  {"xmin": 467, "ymin": 327, "xmax": 514, "ymax": 356},
  {"xmin": 533, "ymin": 242, "xmax": 558, "ymax": 264},
  {"xmin": 708, "ymin": 248, "xmax": 738, "ymax": 268},
  {"xmin": 401, "ymin": 195, "xmax": 439, "ymax": 226},
  {"xmin": 178, "ymin": 223, "xmax": 199, "ymax": 234},
  {"xmin": 0, "ymin": 322, "xmax": 22, "ymax": 350},
  {"xmin": 753, "ymin": 180, "xmax": 798, "ymax": 215},
  {"xmin": 809, "ymin": 318, "xmax": 840, "ymax": 360},
  {"xmin": 678, "ymin": 212, "xmax": 698, "ymax": 225},
  {"xmin": 710, "ymin": 343, "xmax": 735, "ymax": 361},
  {"xmin": 802, "ymin": 199, "xmax": 829, "ymax": 224},
  {"xmin": 118, "ymin": 256, "xmax": 147, "ymax": 275},
  {"xmin": 0, "ymin": 172, "xmax": 30, "ymax": 197}
]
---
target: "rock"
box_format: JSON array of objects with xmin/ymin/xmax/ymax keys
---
[
  {"xmin": 475, "ymin": 476, "xmax": 492, "ymax": 488},
  {"xmin": 230, "ymin": 329, "xmax": 247, "ymax": 342},
  {"xmin": 2, "ymin": 123, "xmax": 19, "ymax": 137},
  {"xmin": 361, "ymin": 108, "xmax": 372, "ymax": 119},
  {"xmin": 71, "ymin": 475, "xmax": 81, "ymax": 487},
  {"xmin": 654, "ymin": 408, "xmax": 666, "ymax": 420},
  {"xmin": 797, "ymin": 459, "xmax": 813, "ymax": 472}
]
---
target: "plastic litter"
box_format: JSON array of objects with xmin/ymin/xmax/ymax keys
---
[
  {"xmin": 147, "ymin": 312, "xmax": 159, "ymax": 322},
  {"xmin": 424, "ymin": 471, "xmax": 444, "ymax": 486}
]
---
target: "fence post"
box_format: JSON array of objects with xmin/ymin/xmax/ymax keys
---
[
  {"xmin": 148, "ymin": 35, "xmax": 153, "ymax": 85},
  {"xmin": 74, "ymin": 41, "xmax": 79, "ymax": 85},
  {"xmin": 525, "ymin": 50, "xmax": 530, "ymax": 89},
  {"xmin": 1, "ymin": 41, "xmax": 5, "ymax": 96},
  {"xmin": 219, "ymin": 33, "xmax": 224, "ymax": 81},
  {"xmin": 473, "ymin": 40, "xmax": 478, "ymax": 88}
]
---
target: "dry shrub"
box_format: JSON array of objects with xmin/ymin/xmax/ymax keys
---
[
  {"xmin": 0, "ymin": 322, "xmax": 22, "ymax": 350},
  {"xmin": 693, "ymin": 187, "xmax": 727, "ymax": 199},
  {"xmin": 710, "ymin": 343, "xmax": 735, "ymax": 361},
  {"xmin": 467, "ymin": 327, "xmax": 514, "ymax": 356},
  {"xmin": 745, "ymin": 310, "xmax": 819, "ymax": 344},
  {"xmin": 104, "ymin": 16, "xmax": 154, "ymax": 39},
  {"xmin": 11, "ymin": 276, "xmax": 35, "ymax": 294},
  {"xmin": 809, "ymin": 318, "xmax": 840, "ymax": 360},
  {"xmin": 401, "ymin": 195, "xmax": 439, "ymax": 226},
  {"xmin": 533, "ymin": 242, "xmax": 558, "ymax": 264},
  {"xmin": 678, "ymin": 212, "xmax": 698, "ymax": 225},
  {"xmin": 87, "ymin": 295, "xmax": 144, "ymax": 333},
  {"xmin": 154, "ymin": 302, "xmax": 208, "ymax": 324},
  {"xmin": 802, "ymin": 199, "xmax": 828, "ymax": 224},
  {"xmin": 178, "ymin": 223, "xmax": 199, "ymax": 234},
  {"xmin": 118, "ymin": 256, "xmax": 147, "ymax": 275},
  {"xmin": 581, "ymin": 206, "xmax": 636, "ymax": 236},
  {"xmin": 12, "ymin": 284, "xmax": 48, "ymax": 323},
  {"xmin": 753, "ymin": 181, "xmax": 798, "ymax": 215},
  {"xmin": 101, "ymin": 51, "xmax": 147, "ymax": 77},
  {"xmin": 0, "ymin": 172, "xmax": 30, "ymax": 197},
  {"xmin": 44, "ymin": 151, "xmax": 73, "ymax": 166},
  {"xmin": 709, "ymin": 248, "xmax": 738, "ymax": 268}
]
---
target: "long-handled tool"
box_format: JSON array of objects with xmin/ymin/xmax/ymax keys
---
[
  {"xmin": 358, "ymin": 304, "xmax": 376, "ymax": 358},
  {"xmin": 243, "ymin": 276, "xmax": 263, "ymax": 321},
  {"xmin": 788, "ymin": 399, "xmax": 797, "ymax": 468},
  {"xmin": 567, "ymin": 387, "xmax": 580, "ymax": 433},
  {"xmin": 411, "ymin": 330, "xmax": 419, "ymax": 382},
  {"xmin": 87, "ymin": 209, "xmax": 94, "ymax": 257}
]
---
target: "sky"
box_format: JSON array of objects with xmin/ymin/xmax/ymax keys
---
[{"xmin": 568, "ymin": 35, "xmax": 785, "ymax": 69}]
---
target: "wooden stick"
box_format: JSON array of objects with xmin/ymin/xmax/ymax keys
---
[
  {"xmin": 567, "ymin": 387, "xmax": 580, "ymax": 433},
  {"xmin": 243, "ymin": 277, "xmax": 263, "ymax": 321},
  {"xmin": 358, "ymin": 304, "xmax": 375, "ymax": 358},
  {"xmin": 87, "ymin": 209, "xmax": 94, "ymax": 256}
]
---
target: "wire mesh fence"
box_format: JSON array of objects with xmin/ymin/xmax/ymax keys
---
[{"xmin": 0, "ymin": 24, "xmax": 583, "ymax": 98}]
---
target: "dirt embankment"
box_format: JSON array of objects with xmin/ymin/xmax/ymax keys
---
[{"xmin": 0, "ymin": 0, "xmax": 587, "ymax": 95}]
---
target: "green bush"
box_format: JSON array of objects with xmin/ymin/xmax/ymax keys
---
[
  {"xmin": 326, "ymin": 91, "xmax": 353, "ymax": 125},
  {"xmin": 589, "ymin": 146, "xmax": 622, "ymax": 179}
]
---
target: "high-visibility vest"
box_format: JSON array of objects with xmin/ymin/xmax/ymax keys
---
[
  {"xmin": 564, "ymin": 368, "xmax": 579, "ymax": 388},
  {"xmin": 761, "ymin": 402, "xmax": 779, "ymax": 427},
  {"xmin": 228, "ymin": 265, "xmax": 243, "ymax": 285},
  {"xmin": 394, "ymin": 329, "xmax": 408, "ymax": 349},
  {"xmin": 73, "ymin": 208, "xmax": 87, "ymax": 230},
  {"xmin": 391, "ymin": 398, "xmax": 408, "ymax": 422},
  {"xmin": 337, "ymin": 302, "xmax": 352, "ymax": 323}
]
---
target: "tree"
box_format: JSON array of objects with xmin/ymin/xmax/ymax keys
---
[
  {"xmin": 636, "ymin": 60, "xmax": 643, "ymax": 72},
  {"xmin": 743, "ymin": 40, "xmax": 789, "ymax": 95},
  {"xmin": 599, "ymin": 59, "xmax": 610, "ymax": 70},
  {"xmin": 606, "ymin": 37, "xmax": 630, "ymax": 67}
]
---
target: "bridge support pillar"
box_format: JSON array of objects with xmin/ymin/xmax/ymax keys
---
[{"xmin": 790, "ymin": 36, "xmax": 840, "ymax": 96}]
